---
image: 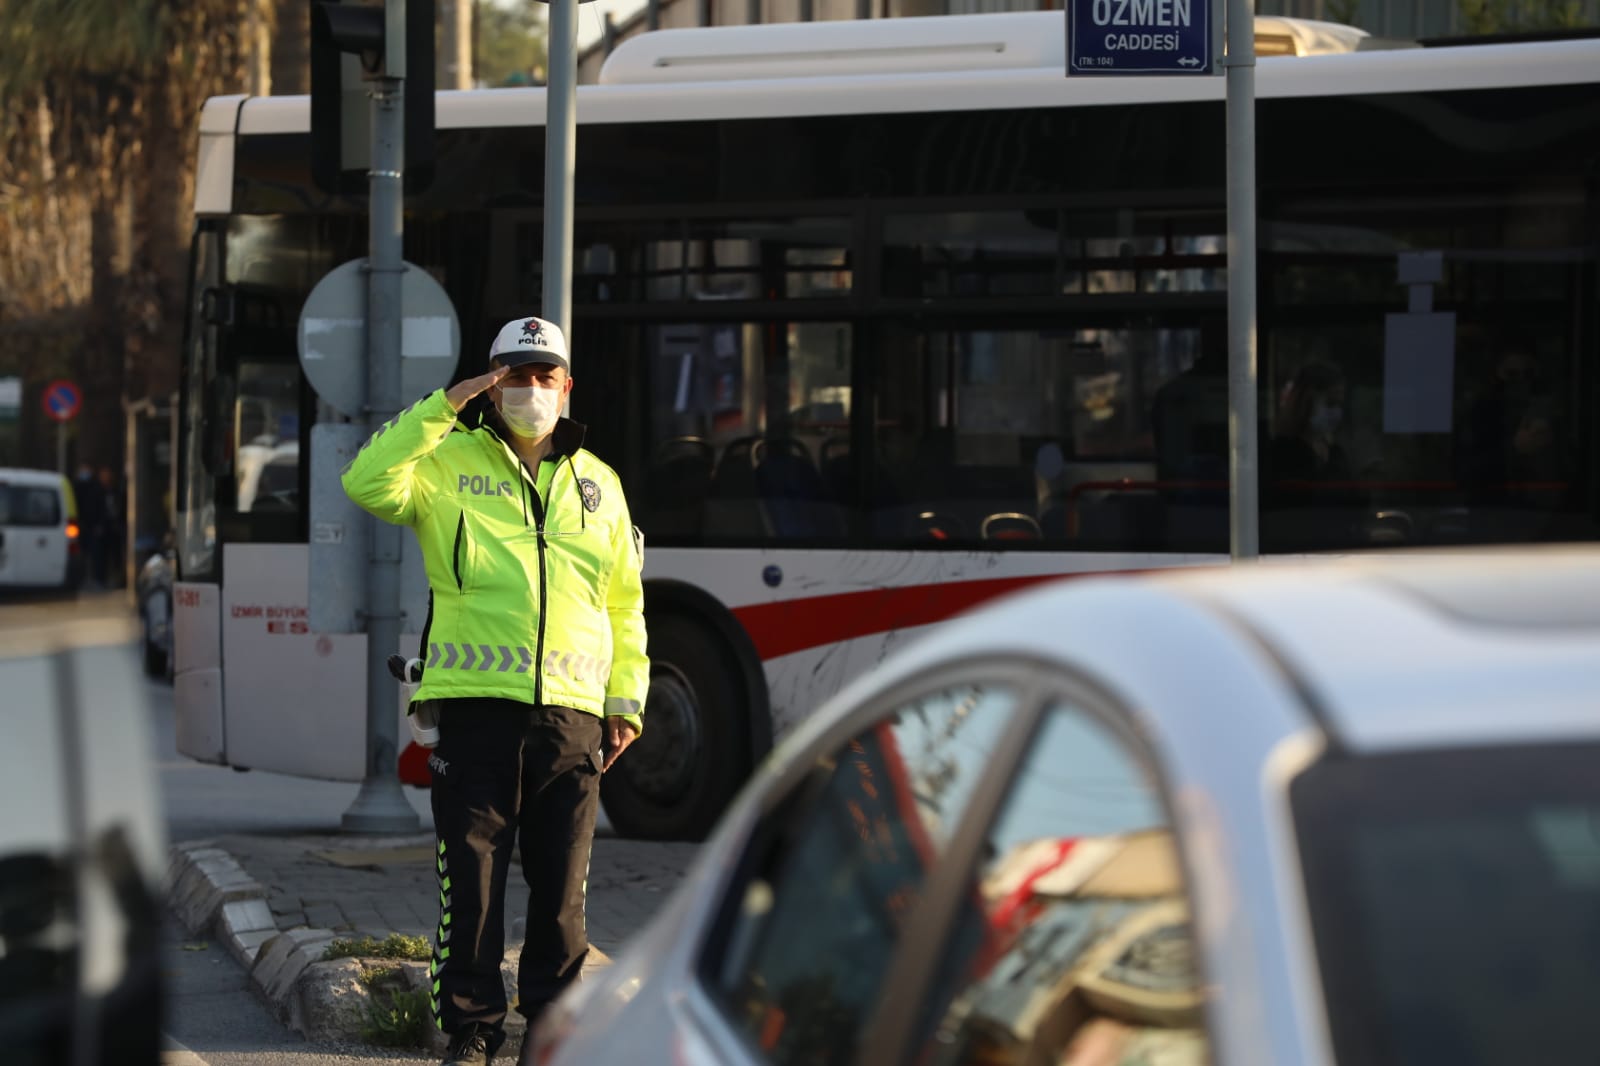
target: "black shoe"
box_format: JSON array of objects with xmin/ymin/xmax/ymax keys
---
[{"xmin": 442, "ymin": 1024, "xmax": 507, "ymax": 1066}]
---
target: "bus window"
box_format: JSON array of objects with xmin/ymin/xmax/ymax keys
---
[
  {"xmin": 576, "ymin": 216, "xmax": 852, "ymax": 304},
  {"xmin": 233, "ymin": 363, "xmax": 301, "ymax": 514},
  {"xmin": 1075, "ymin": 217, "xmax": 1227, "ymax": 297},
  {"xmin": 882, "ymin": 211, "xmax": 1059, "ymax": 299},
  {"xmin": 177, "ymin": 227, "xmax": 221, "ymax": 582},
  {"xmin": 872, "ymin": 325, "xmax": 1224, "ymax": 550},
  {"xmin": 1256, "ymin": 136, "xmax": 1597, "ymax": 551},
  {"xmin": 634, "ymin": 320, "xmax": 852, "ymax": 543}
]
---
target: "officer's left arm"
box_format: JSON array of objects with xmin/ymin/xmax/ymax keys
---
[{"xmin": 603, "ymin": 483, "xmax": 648, "ymax": 752}]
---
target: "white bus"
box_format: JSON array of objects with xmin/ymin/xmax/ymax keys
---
[{"xmin": 172, "ymin": 11, "xmax": 1600, "ymax": 839}]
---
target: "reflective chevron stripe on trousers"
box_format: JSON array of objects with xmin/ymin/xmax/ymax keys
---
[{"xmin": 426, "ymin": 698, "xmax": 603, "ymax": 1037}]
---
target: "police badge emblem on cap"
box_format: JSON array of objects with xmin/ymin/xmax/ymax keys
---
[{"xmin": 578, "ymin": 477, "xmax": 602, "ymax": 512}]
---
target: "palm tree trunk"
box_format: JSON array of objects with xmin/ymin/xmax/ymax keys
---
[
  {"xmin": 35, "ymin": 93, "xmax": 74, "ymax": 296},
  {"xmin": 271, "ymin": 0, "xmax": 309, "ymax": 94},
  {"xmin": 126, "ymin": 71, "xmax": 188, "ymax": 404},
  {"xmin": 248, "ymin": 0, "xmax": 272, "ymax": 95},
  {"xmin": 441, "ymin": 0, "xmax": 474, "ymax": 88},
  {"xmin": 82, "ymin": 185, "xmax": 126, "ymax": 472}
]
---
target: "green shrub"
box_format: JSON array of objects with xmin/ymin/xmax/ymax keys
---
[
  {"xmin": 358, "ymin": 965, "xmax": 402, "ymax": 988},
  {"xmin": 360, "ymin": 981, "xmax": 432, "ymax": 1048},
  {"xmin": 321, "ymin": 933, "xmax": 432, "ymax": 962}
]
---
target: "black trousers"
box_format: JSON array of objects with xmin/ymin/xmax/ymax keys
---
[{"xmin": 427, "ymin": 699, "xmax": 603, "ymax": 1035}]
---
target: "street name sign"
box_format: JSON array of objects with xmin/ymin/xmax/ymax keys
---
[{"xmin": 1066, "ymin": 0, "xmax": 1218, "ymax": 75}]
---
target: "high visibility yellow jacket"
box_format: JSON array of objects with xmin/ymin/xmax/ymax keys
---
[{"xmin": 341, "ymin": 389, "xmax": 647, "ymax": 734}]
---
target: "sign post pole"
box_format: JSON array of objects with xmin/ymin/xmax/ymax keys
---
[
  {"xmin": 42, "ymin": 380, "xmax": 83, "ymax": 473},
  {"xmin": 1066, "ymin": 0, "xmax": 1255, "ymax": 560},
  {"xmin": 1224, "ymin": 0, "xmax": 1258, "ymax": 561},
  {"xmin": 342, "ymin": 0, "xmax": 421, "ymax": 834},
  {"xmin": 544, "ymin": 0, "xmax": 578, "ymax": 337}
]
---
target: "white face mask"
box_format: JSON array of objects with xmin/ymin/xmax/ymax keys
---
[
  {"xmin": 1310, "ymin": 400, "xmax": 1342, "ymax": 438},
  {"xmin": 498, "ymin": 384, "xmax": 563, "ymax": 439}
]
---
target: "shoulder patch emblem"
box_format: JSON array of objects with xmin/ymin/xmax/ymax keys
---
[{"xmin": 578, "ymin": 477, "xmax": 602, "ymax": 513}]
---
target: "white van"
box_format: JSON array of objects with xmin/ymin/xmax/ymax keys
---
[{"xmin": 0, "ymin": 468, "xmax": 80, "ymax": 590}]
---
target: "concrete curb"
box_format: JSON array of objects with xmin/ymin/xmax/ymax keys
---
[
  {"xmin": 166, "ymin": 841, "xmax": 277, "ymax": 973},
  {"xmin": 161, "ymin": 1033, "xmax": 211, "ymax": 1066},
  {"xmin": 167, "ymin": 841, "xmax": 366, "ymax": 1042},
  {"xmin": 166, "ymin": 839, "xmax": 605, "ymax": 1052}
]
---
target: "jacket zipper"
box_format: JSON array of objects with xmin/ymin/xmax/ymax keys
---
[
  {"xmin": 527, "ymin": 461, "xmax": 550, "ymax": 709},
  {"xmin": 451, "ymin": 514, "xmax": 466, "ymax": 592}
]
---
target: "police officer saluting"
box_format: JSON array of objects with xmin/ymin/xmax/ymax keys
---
[{"xmin": 342, "ymin": 316, "xmax": 648, "ymax": 1066}]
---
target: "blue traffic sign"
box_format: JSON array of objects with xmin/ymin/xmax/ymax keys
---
[
  {"xmin": 42, "ymin": 379, "xmax": 82, "ymax": 423},
  {"xmin": 1066, "ymin": 0, "xmax": 1215, "ymax": 75}
]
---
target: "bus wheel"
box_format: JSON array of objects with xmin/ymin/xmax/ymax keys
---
[{"xmin": 601, "ymin": 614, "xmax": 750, "ymax": 841}]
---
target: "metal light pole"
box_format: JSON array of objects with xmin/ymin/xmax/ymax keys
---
[
  {"xmin": 1225, "ymin": 0, "xmax": 1259, "ymax": 561},
  {"xmin": 342, "ymin": 0, "xmax": 421, "ymax": 833},
  {"xmin": 542, "ymin": 0, "xmax": 581, "ymax": 337}
]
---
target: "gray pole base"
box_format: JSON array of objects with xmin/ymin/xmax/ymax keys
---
[{"xmin": 340, "ymin": 775, "xmax": 422, "ymax": 833}]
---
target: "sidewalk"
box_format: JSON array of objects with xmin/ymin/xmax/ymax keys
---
[{"xmin": 167, "ymin": 829, "xmax": 700, "ymax": 1049}]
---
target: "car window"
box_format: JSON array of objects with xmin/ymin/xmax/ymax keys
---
[
  {"xmin": 1293, "ymin": 742, "xmax": 1600, "ymax": 1066},
  {"xmin": 0, "ymin": 486, "xmax": 61, "ymax": 527},
  {"xmin": 906, "ymin": 699, "xmax": 1209, "ymax": 1066},
  {"xmin": 710, "ymin": 682, "xmax": 1020, "ymax": 1065}
]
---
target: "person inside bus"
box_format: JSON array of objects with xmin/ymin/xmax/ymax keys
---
[
  {"xmin": 1268, "ymin": 360, "xmax": 1352, "ymax": 489},
  {"xmin": 342, "ymin": 316, "xmax": 648, "ymax": 1066},
  {"xmin": 1151, "ymin": 323, "xmax": 1229, "ymax": 489},
  {"xmin": 1262, "ymin": 360, "xmax": 1356, "ymax": 549},
  {"xmin": 1150, "ymin": 323, "xmax": 1231, "ymax": 548},
  {"xmin": 1458, "ymin": 342, "xmax": 1572, "ymax": 519}
]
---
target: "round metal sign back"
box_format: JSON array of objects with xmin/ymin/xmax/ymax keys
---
[{"xmin": 297, "ymin": 259, "xmax": 461, "ymax": 419}]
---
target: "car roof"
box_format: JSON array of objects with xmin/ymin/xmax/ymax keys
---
[
  {"xmin": 1167, "ymin": 548, "xmax": 1600, "ymax": 752},
  {"xmin": 0, "ymin": 467, "xmax": 66, "ymax": 489},
  {"xmin": 820, "ymin": 547, "xmax": 1600, "ymax": 761}
]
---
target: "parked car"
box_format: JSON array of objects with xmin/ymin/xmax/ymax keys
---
[
  {"xmin": 528, "ymin": 548, "xmax": 1600, "ymax": 1066},
  {"xmin": 0, "ymin": 467, "xmax": 81, "ymax": 592},
  {"xmin": 0, "ymin": 611, "xmax": 166, "ymax": 1062}
]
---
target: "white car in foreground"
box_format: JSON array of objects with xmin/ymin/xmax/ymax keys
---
[
  {"xmin": 1, "ymin": 610, "xmax": 166, "ymax": 1062},
  {"xmin": 529, "ymin": 548, "xmax": 1600, "ymax": 1066}
]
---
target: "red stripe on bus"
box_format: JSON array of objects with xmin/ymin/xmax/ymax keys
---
[{"xmin": 731, "ymin": 573, "xmax": 1069, "ymax": 661}]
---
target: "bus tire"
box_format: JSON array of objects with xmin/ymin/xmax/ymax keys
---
[{"xmin": 601, "ymin": 613, "xmax": 751, "ymax": 841}]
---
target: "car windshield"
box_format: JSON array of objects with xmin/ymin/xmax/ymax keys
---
[{"xmin": 1292, "ymin": 742, "xmax": 1600, "ymax": 1066}]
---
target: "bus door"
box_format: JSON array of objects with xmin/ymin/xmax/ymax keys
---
[{"xmin": 175, "ymin": 218, "xmax": 369, "ymax": 779}]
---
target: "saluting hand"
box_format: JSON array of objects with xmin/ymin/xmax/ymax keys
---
[
  {"xmin": 602, "ymin": 718, "xmax": 639, "ymax": 773},
  {"xmin": 445, "ymin": 366, "xmax": 510, "ymax": 413}
]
